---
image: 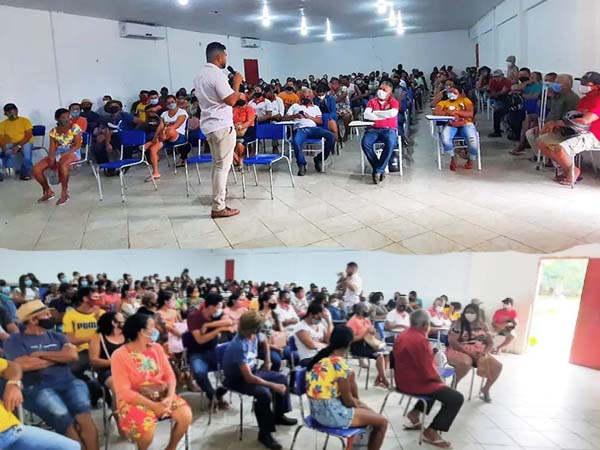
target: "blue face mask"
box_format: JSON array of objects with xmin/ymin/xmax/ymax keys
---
[
  {"xmin": 1, "ymin": 287, "xmax": 10, "ymax": 294},
  {"xmin": 24, "ymin": 280, "xmax": 32, "ymax": 287},
  {"xmin": 150, "ymin": 98, "xmax": 159, "ymax": 106},
  {"xmin": 551, "ymin": 82, "xmax": 562, "ymax": 93},
  {"xmin": 59, "ymin": 277, "xmax": 67, "ymax": 283},
  {"xmin": 71, "ymin": 110, "xmax": 81, "ymax": 118},
  {"xmin": 151, "ymin": 329, "xmax": 160, "ymax": 342},
  {"xmin": 80, "ymin": 281, "xmax": 89, "ymax": 288},
  {"xmin": 212, "ymin": 309, "xmax": 223, "ymax": 320}
]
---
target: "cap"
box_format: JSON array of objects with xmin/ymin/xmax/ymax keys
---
[
  {"xmin": 17, "ymin": 300, "xmax": 53, "ymax": 322},
  {"xmin": 576, "ymin": 71, "xmax": 600, "ymax": 86},
  {"xmin": 506, "ymin": 55, "xmax": 516, "ymax": 63},
  {"xmin": 80, "ymin": 98, "xmax": 93, "ymax": 105},
  {"xmin": 3, "ymin": 103, "xmax": 17, "ymax": 113},
  {"xmin": 471, "ymin": 298, "xmax": 483, "ymax": 306},
  {"xmin": 492, "ymin": 69, "xmax": 504, "ymax": 77}
]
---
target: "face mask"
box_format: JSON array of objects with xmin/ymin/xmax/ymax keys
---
[
  {"xmin": 318, "ymin": 95, "xmax": 325, "ymax": 100},
  {"xmin": 579, "ymin": 85, "xmax": 593, "ymax": 95},
  {"xmin": 300, "ymin": 97, "xmax": 311, "ymax": 105},
  {"xmin": 253, "ymin": 92, "xmax": 262, "ymax": 99},
  {"xmin": 447, "ymin": 93, "xmax": 459, "ymax": 101},
  {"xmin": 80, "ymin": 280, "xmax": 89, "ymax": 288},
  {"xmin": 38, "ymin": 318, "xmax": 55, "ymax": 330},
  {"xmin": 57, "ymin": 119, "xmax": 70, "ymax": 127},
  {"xmin": 550, "ymin": 82, "xmax": 562, "ymax": 93},
  {"xmin": 435, "ymin": 306, "xmax": 443, "ymax": 312},
  {"xmin": 503, "ymin": 304, "xmax": 510, "ymax": 309},
  {"xmin": 312, "ymin": 317, "xmax": 322, "ymax": 326},
  {"xmin": 397, "ymin": 305, "xmax": 407, "ymax": 312},
  {"xmin": 151, "ymin": 329, "xmax": 160, "ymax": 342},
  {"xmin": 167, "ymin": 102, "xmax": 177, "ymax": 110},
  {"xmin": 212, "ymin": 309, "xmax": 223, "ymax": 319},
  {"xmin": 7, "ymin": 114, "xmax": 17, "ymax": 121},
  {"xmin": 24, "ymin": 280, "xmax": 33, "ymax": 287},
  {"xmin": 70, "ymin": 110, "xmax": 81, "ymax": 118},
  {"xmin": 377, "ymin": 89, "xmax": 388, "ymax": 100},
  {"xmin": 235, "ymin": 100, "xmax": 247, "ymax": 107},
  {"xmin": 285, "ymin": 86, "xmax": 294, "ymax": 92},
  {"xmin": 1, "ymin": 286, "xmax": 10, "ymax": 294},
  {"xmin": 268, "ymin": 303, "xmax": 278, "ymax": 310},
  {"xmin": 109, "ymin": 106, "xmax": 120, "ymax": 114},
  {"xmin": 150, "ymin": 98, "xmax": 159, "ymax": 105},
  {"xmin": 464, "ymin": 313, "xmax": 477, "ymax": 323}
]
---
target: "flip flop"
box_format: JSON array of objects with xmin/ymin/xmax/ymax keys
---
[
  {"xmin": 403, "ymin": 418, "xmax": 422, "ymax": 430},
  {"xmin": 37, "ymin": 192, "xmax": 56, "ymax": 203},
  {"xmin": 145, "ymin": 175, "xmax": 160, "ymax": 182},
  {"xmin": 422, "ymin": 436, "xmax": 453, "ymax": 449}
]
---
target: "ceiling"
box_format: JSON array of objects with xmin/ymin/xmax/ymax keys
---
[{"xmin": 1, "ymin": 0, "xmax": 504, "ymax": 44}]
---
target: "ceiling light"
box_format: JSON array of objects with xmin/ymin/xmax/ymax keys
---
[
  {"xmin": 300, "ymin": 15, "xmax": 308, "ymax": 36},
  {"xmin": 396, "ymin": 10, "xmax": 405, "ymax": 35},
  {"xmin": 377, "ymin": 0, "xmax": 388, "ymax": 15},
  {"xmin": 261, "ymin": 4, "xmax": 271, "ymax": 27},
  {"xmin": 177, "ymin": 0, "xmax": 189, "ymax": 5},
  {"xmin": 388, "ymin": 7, "xmax": 397, "ymax": 26},
  {"xmin": 325, "ymin": 18, "xmax": 333, "ymax": 41}
]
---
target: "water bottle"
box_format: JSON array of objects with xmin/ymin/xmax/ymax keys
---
[{"xmin": 46, "ymin": 169, "xmax": 60, "ymax": 185}]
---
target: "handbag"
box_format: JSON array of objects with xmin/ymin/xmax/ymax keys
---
[{"xmin": 139, "ymin": 382, "xmax": 168, "ymax": 401}]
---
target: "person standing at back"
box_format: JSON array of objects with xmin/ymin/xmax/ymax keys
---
[{"xmin": 194, "ymin": 42, "xmax": 243, "ymax": 219}]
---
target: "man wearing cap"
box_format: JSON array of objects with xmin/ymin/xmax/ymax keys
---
[
  {"xmin": 0, "ymin": 103, "xmax": 34, "ymax": 180},
  {"xmin": 79, "ymin": 98, "xmax": 102, "ymax": 135},
  {"xmin": 506, "ymin": 55, "xmax": 519, "ymax": 82},
  {"xmin": 492, "ymin": 298, "xmax": 518, "ymax": 354},
  {"xmin": 488, "ymin": 70, "xmax": 514, "ymax": 138},
  {"xmin": 535, "ymin": 71, "xmax": 600, "ymax": 185},
  {"xmin": 4, "ymin": 300, "xmax": 99, "ymax": 449},
  {"xmin": 222, "ymin": 311, "xmax": 297, "ymax": 450}
]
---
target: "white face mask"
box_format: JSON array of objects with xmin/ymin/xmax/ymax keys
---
[
  {"xmin": 447, "ymin": 93, "xmax": 459, "ymax": 101},
  {"xmin": 435, "ymin": 306, "xmax": 443, "ymax": 313},
  {"xmin": 377, "ymin": 89, "xmax": 388, "ymax": 100},
  {"xmin": 579, "ymin": 85, "xmax": 593, "ymax": 95},
  {"xmin": 464, "ymin": 313, "xmax": 477, "ymax": 323}
]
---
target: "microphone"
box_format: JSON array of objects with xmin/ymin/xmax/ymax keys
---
[{"xmin": 227, "ymin": 66, "xmax": 236, "ymax": 75}]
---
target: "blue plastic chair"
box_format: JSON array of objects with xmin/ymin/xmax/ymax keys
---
[
  {"xmin": 243, "ymin": 123, "xmax": 295, "ymax": 200},
  {"xmin": 184, "ymin": 128, "xmax": 237, "ymax": 197},
  {"xmin": 298, "ymin": 113, "xmax": 332, "ymax": 173},
  {"xmin": 93, "ymin": 130, "xmax": 156, "ymax": 202},
  {"xmin": 31, "ymin": 125, "xmax": 49, "ymax": 155},
  {"xmin": 162, "ymin": 119, "xmax": 189, "ymax": 175},
  {"xmin": 290, "ymin": 367, "xmax": 367, "ymax": 450},
  {"xmin": 214, "ymin": 342, "xmax": 246, "ymax": 439},
  {"xmin": 70, "ymin": 132, "xmax": 91, "ymax": 168},
  {"xmin": 374, "ymin": 320, "xmax": 386, "ymax": 340},
  {"xmin": 288, "ymin": 335, "xmax": 299, "ymax": 367}
]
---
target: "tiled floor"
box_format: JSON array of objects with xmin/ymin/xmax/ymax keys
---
[
  {"xmin": 100, "ymin": 353, "xmax": 600, "ymax": 450},
  {"xmin": 2, "ymin": 115, "xmax": 600, "ymax": 253}
]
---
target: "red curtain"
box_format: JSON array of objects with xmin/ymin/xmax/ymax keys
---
[{"xmin": 569, "ymin": 259, "xmax": 600, "ymax": 369}]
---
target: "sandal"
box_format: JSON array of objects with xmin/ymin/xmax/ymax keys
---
[
  {"xmin": 145, "ymin": 175, "xmax": 160, "ymax": 182},
  {"xmin": 509, "ymin": 149, "xmax": 525, "ymax": 156},
  {"xmin": 423, "ymin": 436, "xmax": 453, "ymax": 449},
  {"xmin": 37, "ymin": 192, "xmax": 56, "ymax": 203},
  {"xmin": 480, "ymin": 392, "xmax": 492, "ymax": 403},
  {"xmin": 403, "ymin": 418, "xmax": 423, "ymax": 430},
  {"xmin": 56, "ymin": 195, "xmax": 70, "ymax": 206}
]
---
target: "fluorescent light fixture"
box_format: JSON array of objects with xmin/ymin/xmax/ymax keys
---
[
  {"xmin": 377, "ymin": 0, "xmax": 388, "ymax": 15},
  {"xmin": 300, "ymin": 14, "xmax": 308, "ymax": 36},
  {"xmin": 388, "ymin": 7, "xmax": 396, "ymax": 26},
  {"xmin": 178, "ymin": 0, "xmax": 189, "ymax": 5},
  {"xmin": 325, "ymin": 18, "xmax": 333, "ymax": 41},
  {"xmin": 261, "ymin": 4, "xmax": 271, "ymax": 27},
  {"xmin": 396, "ymin": 10, "xmax": 405, "ymax": 35}
]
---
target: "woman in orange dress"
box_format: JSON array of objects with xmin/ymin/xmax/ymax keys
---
[{"xmin": 110, "ymin": 313, "xmax": 192, "ymax": 450}]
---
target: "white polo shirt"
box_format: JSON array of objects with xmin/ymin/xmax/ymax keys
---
[
  {"xmin": 193, "ymin": 63, "xmax": 235, "ymax": 134},
  {"xmin": 343, "ymin": 273, "xmax": 362, "ymax": 310},
  {"xmin": 287, "ymin": 103, "xmax": 322, "ymax": 129},
  {"xmin": 268, "ymin": 96, "xmax": 285, "ymax": 116},
  {"xmin": 249, "ymin": 98, "xmax": 272, "ymax": 119}
]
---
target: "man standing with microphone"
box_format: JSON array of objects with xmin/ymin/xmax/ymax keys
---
[{"xmin": 194, "ymin": 42, "xmax": 243, "ymax": 218}]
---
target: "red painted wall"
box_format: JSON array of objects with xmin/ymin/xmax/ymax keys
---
[{"xmin": 569, "ymin": 259, "xmax": 600, "ymax": 369}]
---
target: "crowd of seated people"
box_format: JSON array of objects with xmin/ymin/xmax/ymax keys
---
[{"xmin": 0, "ymin": 263, "xmax": 516, "ymax": 449}]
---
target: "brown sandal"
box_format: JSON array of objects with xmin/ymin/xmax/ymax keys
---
[{"xmin": 37, "ymin": 192, "xmax": 56, "ymax": 203}]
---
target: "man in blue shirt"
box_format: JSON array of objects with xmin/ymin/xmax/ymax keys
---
[
  {"xmin": 223, "ymin": 311, "xmax": 297, "ymax": 450},
  {"xmin": 93, "ymin": 100, "xmax": 136, "ymax": 174},
  {"xmin": 4, "ymin": 300, "xmax": 99, "ymax": 450}
]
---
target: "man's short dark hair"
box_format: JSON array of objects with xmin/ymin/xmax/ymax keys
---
[
  {"xmin": 204, "ymin": 292, "xmax": 223, "ymax": 307},
  {"xmin": 140, "ymin": 90, "xmax": 149, "ymax": 95},
  {"xmin": 148, "ymin": 90, "xmax": 159, "ymax": 96},
  {"xmin": 68, "ymin": 103, "xmax": 80, "ymax": 110},
  {"xmin": 3, "ymin": 103, "xmax": 17, "ymax": 113},
  {"xmin": 206, "ymin": 42, "xmax": 226, "ymax": 62},
  {"xmin": 380, "ymin": 80, "xmax": 393, "ymax": 89},
  {"xmin": 329, "ymin": 77, "xmax": 340, "ymax": 83},
  {"xmin": 520, "ymin": 68, "xmax": 531, "ymax": 74},
  {"xmin": 347, "ymin": 261, "xmax": 358, "ymax": 269},
  {"xmin": 316, "ymin": 83, "xmax": 328, "ymax": 94}
]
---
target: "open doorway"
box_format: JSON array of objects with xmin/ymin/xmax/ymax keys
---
[{"xmin": 528, "ymin": 258, "xmax": 589, "ymax": 361}]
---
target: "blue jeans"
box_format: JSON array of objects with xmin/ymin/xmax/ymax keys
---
[
  {"xmin": 1, "ymin": 143, "xmax": 33, "ymax": 177},
  {"xmin": 258, "ymin": 345, "xmax": 292, "ymax": 372},
  {"xmin": 189, "ymin": 350, "xmax": 226, "ymax": 401},
  {"xmin": 23, "ymin": 378, "xmax": 91, "ymax": 434},
  {"xmin": 291, "ymin": 127, "xmax": 335, "ymax": 167},
  {"xmin": 440, "ymin": 123, "xmax": 479, "ymax": 160},
  {"xmin": 0, "ymin": 425, "xmax": 81, "ymax": 450},
  {"xmin": 361, "ymin": 128, "xmax": 398, "ymax": 174},
  {"xmin": 397, "ymin": 113, "xmax": 406, "ymax": 138}
]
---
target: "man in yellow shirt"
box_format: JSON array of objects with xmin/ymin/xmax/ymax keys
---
[
  {"xmin": 0, "ymin": 103, "xmax": 34, "ymax": 180},
  {"xmin": 0, "ymin": 358, "xmax": 80, "ymax": 449},
  {"xmin": 278, "ymin": 81, "xmax": 300, "ymax": 113},
  {"xmin": 434, "ymin": 85, "xmax": 480, "ymax": 171}
]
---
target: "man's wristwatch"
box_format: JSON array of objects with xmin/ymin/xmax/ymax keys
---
[{"xmin": 7, "ymin": 380, "xmax": 22, "ymax": 389}]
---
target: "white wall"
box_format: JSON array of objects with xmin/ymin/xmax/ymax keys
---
[
  {"xmin": 0, "ymin": 5, "xmax": 292, "ymax": 129},
  {"xmin": 288, "ymin": 30, "xmax": 475, "ymax": 78},
  {"xmin": 2, "ymin": 244, "xmax": 600, "ymax": 354},
  {"xmin": 470, "ymin": 0, "xmax": 600, "ymax": 76}
]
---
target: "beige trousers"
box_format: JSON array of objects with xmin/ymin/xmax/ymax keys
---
[{"xmin": 206, "ymin": 126, "xmax": 235, "ymax": 211}]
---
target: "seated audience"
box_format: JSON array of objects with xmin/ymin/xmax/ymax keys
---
[
  {"xmin": 223, "ymin": 291, "xmax": 249, "ymax": 333},
  {"xmin": 33, "ymin": 108, "xmax": 82, "ymax": 205},
  {"xmin": 0, "ymin": 357, "xmax": 81, "ymax": 450},
  {"xmin": 292, "ymin": 286, "xmax": 309, "ymax": 316},
  {"xmin": 144, "ymin": 95, "xmax": 188, "ymax": 181},
  {"xmin": 347, "ymin": 303, "xmax": 390, "ymax": 388},
  {"xmin": 0, "ymin": 281, "xmax": 17, "ymax": 324},
  {"xmin": 449, "ymin": 302, "xmax": 462, "ymax": 321},
  {"xmin": 446, "ymin": 303, "xmax": 503, "ymax": 402},
  {"xmin": 434, "ymin": 84, "xmax": 479, "ymax": 171},
  {"xmin": 89, "ymin": 311, "xmax": 125, "ymax": 389},
  {"xmin": 384, "ymin": 294, "xmax": 411, "ymax": 343},
  {"xmin": 94, "ymin": 100, "xmax": 136, "ymax": 172},
  {"xmin": 536, "ymin": 71, "xmax": 600, "ymax": 185},
  {"xmin": 68, "ymin": 103, "xmax": 88, "ymax": 133},
  {"xmin": 233, "ymin": 93, "xmax": 257, "ymax": 165},
  {"xmin": 428, "ymin": 297, "xmax": 452, "ymax": 328},
  {"xmin": 293, "ymin": 302, "xmax": 330, "ymax": 366},
  {"xmin": 111, "ymin": 313, "xmax": 192, "ymax": 450},
  {"xmin": 274, "ymin": 290, "xmax": 299, "ymax": 334},
  {"xmin": 329, "ymin": 77, "xmax": 353, "ymax": 141},
  {"xmin": 488, "ymin": 70, "xmax": 513, "ymax": 138},
  {"xmin": 0, "ymin": 103, "xmax": 33, "ymax": 181},
  {"xmin": 120, "ymin": 289, "xmax": 140, "ymax": 318},
  {"xmin": 4, "ymin": 301, "xmax": 99, "ymax": 449},
  {"xmin": 361, "ymin": 81, "xmax": 400, "ymax": 183},
  {"xmin": 326, "ymin": 294, "xmax": 346, "ymax": 321},
  {"xmin": 265, "ymin": 86, "xmax": 285, "ymax": 121},
  {"xmin": 80, "ymin": 98, "xmax": 102, "ymax": 133},
  {"xmin": 249, "ymin": 86, "xmax": 272, "ymax": 123},
  {"xmin": 99, "ymin": 281, "xmax": 121, "ymax": 312},
  {"xmin": 222, "ymin": 311, "xmax": 297, "ymax": 450},
  {"xmin": 137, "ymin": 291, "xmax": 158, "ymax": 316},
  {"xmin": 306, "ymin": 325, "xmax": 388, "ymax": 450},
  {"xmin": 284, "ymin": 89, "xmax": 335, "ymax": 176},
  {"xmin": 278, "ymin": 81, "xmax": 300, "ymax": 112},
  {"xmin": 186, "ymin": 293, "xmax": 233, "ymax": 410},
  {"xmin": 409, "ymin": 290, "xmax": 423, "ymax": 309},
  {"xmin": 257, "ymin": 291, "xmax": 290, "ymax": 372},
  {"xmin": 368, "ymin": 292, "xmax": 388, "ymax": 321},
  {"xmin": 156, "ymin": 290, "xmax": 183, "ymax": 343},
  {"xmin": 313, "ymin": 83, "xmax": 339, "ymax": 139},
  {"xmin": 393, "ymin": 310, "xmax": 464, "ymax": 450},
  {"xmin": 492, "ymin": 298, "xmax": 518, "ymax": 353}
]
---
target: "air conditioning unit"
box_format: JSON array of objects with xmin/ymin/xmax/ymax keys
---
[
  {"xmin": 241, "ymin": 37, "xmax": 261, "ymax": 48},
  {"xmin": 119, "ymin": 22, "xmax": 166, "ymax": 40}
]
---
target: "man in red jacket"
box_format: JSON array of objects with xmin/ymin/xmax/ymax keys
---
[{"xmin": 393, "ymin": 309, "xmax": 464, "ymax": 449}]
